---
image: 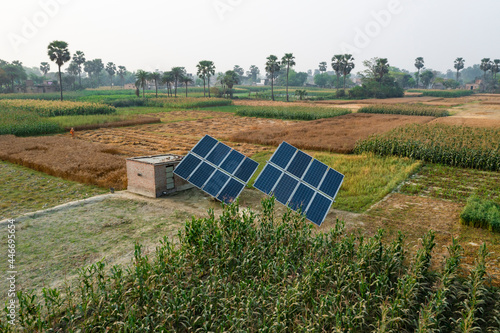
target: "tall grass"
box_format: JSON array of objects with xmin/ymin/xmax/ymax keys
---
[
  {"xmin": 354, "ymin": 124, "xmax": 500, "ymax": 171},
  {"xmin": 358, "ymin": 104, "xmax": 450, "ymax": 117},
  {"xmin": 460, "ymin": 196, "xmax": 500, "ymax": 232},
  {"xmin": 236, "ymin": 106, "xmax": 351, "ymax": 120},
  {"xmin": 3, "ymin": 199, "xmax": 499, "ymax": 332},
  {"xmin": 0, "ymin": 109, "xmax": 62, "ymax": 136}
]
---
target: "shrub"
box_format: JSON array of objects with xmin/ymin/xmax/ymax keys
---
[
  {"xmin": 354, "ymin": 124, "xmax": 500, "ymax": 171},
  {"xmin": 358, "ymin": 104, "xmax": 450, "ymax": 117},
  {"xmin": 349, "ymin": 79, "xmax": 404, "ymax": 99},
  {"xmin": 460, "ymin": 196, "xmax": 500, "ymax": 232}
]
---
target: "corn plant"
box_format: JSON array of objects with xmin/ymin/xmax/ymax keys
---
[{"xmin": 358, "ymin": 104, "xmax": 449, "ymax": 117}]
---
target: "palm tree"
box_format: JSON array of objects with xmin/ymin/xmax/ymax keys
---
[
  {"xmin": 150, "ymin": 72, "xmax": 161, "ymax": 98},
  {"xmin": 265, "ymin": 55, "xmax": 280, "ymax": 101},
  {"xmin": 135, "ymin": 70, "xmax": 149, "ymax": 98},
  {"xmin": 319, "ymin": 62, "xmax": 327, "ymax": 74},
  {"xmin": 248, "ymin": 65, "xmax": 260, "ymax": 83},
  {"xmin": 342, "ymin": 54, "xmax": 355, "ymax": 90},
  {"xmin": 331, "ymin": 54, "xmax": 344, "ymax": 90},
  {"xmin": 170, "ymin": 67, "xmax": 186, "ymax": 97},
  {"xmin": 374, "ymin": 58, "xmax": 389, "ymax": 87},
  {"xmin": 454, "ymin": 58, "xmax": 465, "ymax": 83},
  {"xmin": 196, "ymin": 60, "xmax": 215, "ymax": 97},
  {"xmin": 67, "ymin": 61, "xmax": 80, "ymax": 90},
  {"xmin": 84, "ymin": 61, "xmax": 94, "ymax": 83},
  {"xmin": 182, "ymin": 75, "xmax": 194, "ymax": 97},
  {"xmin": 73, "ymin": 51, "xmax": 85, "ymax": 88},
  {"xmin": 281, "ymin": 53, "xmax": 296, "ymax": 102},
  {"xmin": 480, "ymin": 58, "xmax": 492, "ymax": 81},
  {"xmin": 92, "ymin": 59, "xmax": 104, "ymax": 87},
  {"xmin": 117, "ymin": 66, "xmax": 126, "ymax": 88},
  {"xmin": 196, "ymin": 62, "xmax": 207, "ymax": 97},
  {"xmin": 162, "ymin": 71, "xmax": 174, "ymax": 97},
  {"xmin": 40, "ymin": 62, "xmax": 50, "ymax": 77},
  {"xmin": 414, "ymin": 57, "xmax": 425, "ymax": 88},
  {"xmin": 47, "ymin": 40, "xmax": 71, "ymax": 101},
  {"xmin": 492, "ymin": 59, "xmax": 500, "ymax": 80},
  {"xmin": 105, "ymin": 62, "xmax": 116, "ymax": 87}
]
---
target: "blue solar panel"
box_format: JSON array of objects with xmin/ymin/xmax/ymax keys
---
[
  {"xmin": 234, "ymin": 158, "xmax": 259, "ymax": 183},
  {"xmin": 174, "ymin": 135, "xmax": 258, "ymax": 204},
  {"xmin": 192, "ymin": 135, "xmax": 218, "ymax": 158},
  {"xmin": 220, "ymin": 150, "xmax": 245, "ymax": 174},
  {"xmin": 217, "ymin": 178, "xmax": 245, "ymax": 204},
  {"xmin": 303, "ymin": 159, "xmax": 328, "ymax": 188},
  {"xmin": 255, "ymin": 141, "xmax": 345, "ymax": 227},
  {"xmin": 305, "ymin": 193, "xmax": 333, "ymax": 226},
  {"xmin": 273, "ymin": 174, "xmax": 299, "ymax": 205},
  {"xmin": 174, "ymin": 153, "xmax": 202, "ymax": 179},
  {"xmin": 270, "ymin": 142, "xmax": 297, "ymax": 169},
  {"xmin": 188, "ymin": 162, "xmax": 216, "ymax": 188},
  {"xmin": 206, "ymin": 143, "xmax": 231, "ymax": 166},
  {"xmin": 254, "ymin": 164, "xmax": 282, "ymax": 195},
  {"xmin": 202, "ymin": 170, "xmax": 229, "ymax": 197},
  {"xmin": 287, "ymin": 150, "xmax": 312, "ymax": 178},
  {"xmin": 288, "ymin": 184, "xmax": 315, "ymax": 211},
  {"xmin": 319, "ymin": 169, "xmax": 345, "ymax": 198}
]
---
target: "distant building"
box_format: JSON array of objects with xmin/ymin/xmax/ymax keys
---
[
  {"xmin": 465, "ymin": 79, "xmax": 481, "ymax": 91},
  {"xmin": 16, "ymin": 80, "xmax": 58, "ymax": 93}
]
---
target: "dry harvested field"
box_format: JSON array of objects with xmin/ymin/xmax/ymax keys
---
[
  {"xmin": 229, "ymin": 113, "xmax": 435, "ymax": 153},
  {"xmin": 0, "ymin": 135, "xmax": 128, "ymax": 189}
]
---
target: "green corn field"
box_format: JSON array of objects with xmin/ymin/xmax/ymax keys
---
[
  {"xmin": 358, "ymin": 104, "xmax": 450, "ymax": 117},
  {"xmin": 354, "ymin": 124, "xmax": 500, "ymax": 171},
  {"xmin": 0, "ymin": 99, "xmax": 116, "ymax": 117},
  {"xmin": 236, "ymin": 106, "xmax": 351, "ymax": 120},
  {"xmin": 2, "ymin": 198, "xmax": 499, "ymax": 332}
]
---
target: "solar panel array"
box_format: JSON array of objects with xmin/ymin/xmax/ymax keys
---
[
  {"xmin": 174, "ymin": 135, "xmax": 259, "ymax": 204},
  {"xmin": 253, "ymin": 142, "xmax": 344, "ymax": 226}
]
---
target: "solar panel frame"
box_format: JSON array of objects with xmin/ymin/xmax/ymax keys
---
[
  {"xmin": 174, "ymin": 135, "xmax": 258, "ymax": 203},
  {"xmin": 253, "ymin": 141, "xmax": 344, "ymax": 227}
]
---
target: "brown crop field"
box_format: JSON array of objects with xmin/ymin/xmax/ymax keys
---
[
  {"xmin": 229, "ymin": 113, "xmax": 435, "ymax": 153},
  {"xmin": 0, "ymin": 135, "xmax": 128, "ymax": 190}
]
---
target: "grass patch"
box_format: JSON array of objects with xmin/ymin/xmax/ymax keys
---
[
  {"xmin": 358, "ymin": 104, "xmax": 449, "ymax": 117},
  {"xmin": 250, "ymin": 151, "xmax": 421, "ymax": 212},
  {"xmin": 399, "ymin": 164, "xmax": 500, "ymax": 203},
  {"xmin": 355, "ymin": 124, "xmax": 500, "ymax": 171},
  {"xmin": 461, "ymin": 196, "xmax": 500, "ymax": 232},
  {"xmin": 236, "ymin": 105, "xmax": 351, "ymax": 120},
  {"xmin": 0, "ymin": 160, "xmax": 106, "ymax": 220},
  {"xmin": 49, "ymin": 114, "xmax": 134, "ymax": 128},
  {"xmin": 5, "ymin": 200, "xmax": 500, "ymax": 332}
]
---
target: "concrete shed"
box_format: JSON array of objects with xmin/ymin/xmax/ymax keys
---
[{"xmin": 126, "ymin": 154, "xmax": 193, "ymax": 198}]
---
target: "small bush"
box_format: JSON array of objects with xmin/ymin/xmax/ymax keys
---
[{"xmin": 460, "ymin": 196, "xmax": 500, "ymax": 232}]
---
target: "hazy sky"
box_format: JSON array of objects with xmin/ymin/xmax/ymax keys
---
[{"xmin": 2, "ymin": 0, "xmax": 500, "ymax": 75}]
